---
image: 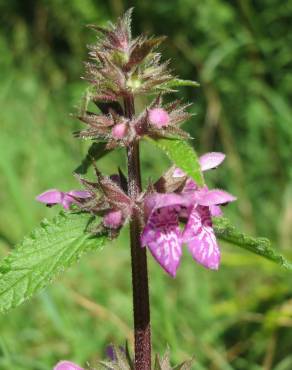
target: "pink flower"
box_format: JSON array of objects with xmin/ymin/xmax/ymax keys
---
[
  {"xmin": 148, "ymin": 108, "xmax": 170, "ymax": 128},
  {"xmin": 36, "ymin": 189, "xmax": 91, "ymax": 210},
  {"xmin": 141, "ymin": 152, "xmax": 236, "ymax": 277},
  {"xmin": 54, "ymin": 361, "xmax": 83, "ymax": 370},
  {"xmin": 141, "ymin": 193, "xmax": 189, "ymax": 276}
]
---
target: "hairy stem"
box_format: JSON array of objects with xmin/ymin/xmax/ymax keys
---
[{"xmin": 124, "ymin": 95, "xmax": 151, "ymax": 370}]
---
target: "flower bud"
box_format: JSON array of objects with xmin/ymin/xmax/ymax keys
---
[
  {"xmin": 103, "ymin": 210, "xmax": 123, "ymax": 229},
  {"xmin": 148, "ymin": 108, "xmax": 170, "ymax": 128},
  {"xmin": 112, "ymin": 123, "xmax": 128, "ymax": 139}
]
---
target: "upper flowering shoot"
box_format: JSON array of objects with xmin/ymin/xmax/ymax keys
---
[
  {"xmin": 141, "ymin": 153, "xmax": 236, "ymax": 277},
  {"xmin": 84, "ymin": 8, "xmax": 172, "ymax": 102},
  {"xmin": 73, "ymin": 9, "xmax": 182, "ymax": 151},
  {"xmin": 36, "ymin": 10, "xmax": 233, "ymax": 281}
]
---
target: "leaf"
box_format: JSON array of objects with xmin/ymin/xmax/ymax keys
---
[
  {"xmin": 74, "ymin": 142, "xmax": 109, "ymax": 174},
  {"xmin": 159, "ymin": 78, "xmax": 200, "ymax": 90},
  {"xmin": 214, "ymin": 217, "xmax": 292, "ymax": 269},
  {"xmin": 147, "ymin": 138, "xmax": 204, "ymax": 186},
  {"xmin": 0, "ymin": 212, "xmax": 108, "ymax": 313}
]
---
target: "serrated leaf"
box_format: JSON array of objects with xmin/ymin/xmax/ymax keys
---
[
  {"xmin": 0, "ymin": 212, "xmax": 108, "ymax": 313},
  {"xmin": 160, "ymin": 78, "xmax": 200, "ymax": 90},
  {"xmin": 147, "ymin": 138, "xmax": 204, "ymax": 186},
  {"xmin": 74, "ymin": 142, "xmax": 109, "ymax": 174},
  {"xmin": 214, "ymin": 217, "xmax": 292, "ymax": 269}
]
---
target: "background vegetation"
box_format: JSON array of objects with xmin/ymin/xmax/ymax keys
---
[{"xmin": 0, "ymin": 0, "xmax": 291, "ymax": 369}]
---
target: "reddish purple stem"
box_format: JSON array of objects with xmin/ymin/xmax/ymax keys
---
[{"xmin": 124, "ymin": 95, "xmax": 151, "ymax": 370}]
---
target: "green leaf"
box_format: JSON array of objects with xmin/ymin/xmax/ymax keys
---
[
  {"xmin": 147, "ymin": 138, "xmax": 204, "ymax": 186},
  {"xmin": 0, "ymin": 212, "xmax": 108, "ymax": 313},
  {"xmin": 214, "ymin": 217, "xmax": 292, "ymax": 269},
  {"xmin": 160, "ymin": 78, "xmax": 200, "ymax": 90},
  {"xmin": 74, "ymin": 142, "xmax": 109, "ymax": 174}
]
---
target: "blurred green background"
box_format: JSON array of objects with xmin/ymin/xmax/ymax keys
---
[{"xmin": 0, "ymin": 0, "xmax": 292, "ymax": 369}]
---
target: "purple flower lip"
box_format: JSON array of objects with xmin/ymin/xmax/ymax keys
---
[
  {"xmin": 141, "ymin": 152, "xmax": 236, "ymax": 277},
  {"xmin": 36, "ymin": 189, "xmax": 91, "ymax": 210},
  {"xmin": 199, "ymin": 152, "xmax": 225, "ymax": 171},
  {"xmin": 141, "ymin": 189, "xmax": 235, "ymax": 276},
  {"xmin": 190, "ymin": 188, "xmax": 237, "ymax": 206},
  {"xmin": 173, "ymin": 152, "xmax": 226, "ymax": 181}
]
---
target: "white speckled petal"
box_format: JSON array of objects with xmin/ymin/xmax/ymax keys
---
[
  {"xmin": 141, "ymin": 206, "xmax": 182, "ymax": 277},
  {"xmin": 183, "ymin": 206, "xmax": 220, "ymax": 270}
]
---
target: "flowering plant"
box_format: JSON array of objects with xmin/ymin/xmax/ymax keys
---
[{"xmin": 0, "ymin": 9, "xmax": 291, "ymax": 370}]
